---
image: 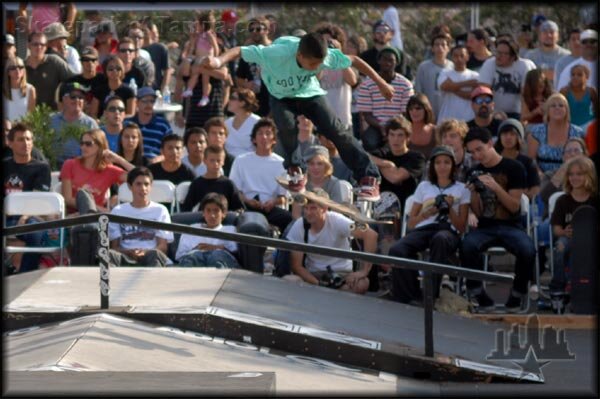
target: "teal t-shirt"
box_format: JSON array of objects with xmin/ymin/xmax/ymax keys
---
[{"xmin": 240, "ymin": 36, "xmax": 352, "ymax": 99}]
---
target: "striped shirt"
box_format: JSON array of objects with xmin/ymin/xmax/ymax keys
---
[
  {"xmin": 124, "ymin": 114, "xmax": 172, "ymax": 159},
  {"xmin": 356, "ymin": 73, "xmax": 414, "ymax": 125}
]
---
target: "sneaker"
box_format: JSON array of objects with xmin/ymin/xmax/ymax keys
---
[
  {"xmin": 471, "ymin": 290, "xmax": 495, "ymax": 310},
  {"xmin": 505, "ymin": 292, "xmax": 524, "ymax": 312},
  {"xmin": 197, "ymin": 95, "xmax": 210, "ymax": 107},
  {"xmin": 287, "ymin": 166, "xmax": 305, "ymax": 192},
  {"xmin": 181, "ymin": 88, "xmax": 194, "ymax": 98},
  {"xmin": 357, "ymin": 176, "xmax": 380, "ymax": 202}
]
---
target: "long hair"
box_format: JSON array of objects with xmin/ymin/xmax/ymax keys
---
[
  {"xmin": 79, "ymin": 129, "xmax": 109, "ymax": 171},
  {"xmin": 428, "ymin": 153, "xmax": 457, "ymax": 185},
  {"xmin": 543, "ymin": 93, "xmax": 570, "ymax": 125},
  {"xmin": 563, "ymin": 156, "xmax": 598, "ymax": 196},
  {"xmin": 102, "ymin": 55, "xmax": 125, "ymax": 81},
  {"xmin": 233, "ymin": 88, "xmax": 259, "ymax": 113},
  {"xmin": 307, "ymin": 153, "xmax": 334, "ymax": 179},
  {"xmin": 405, "ymin": 93, "xmax": 435, "ymax": 125},
  {"xmin": 522, "ymin": 69, "xmax": 552, "ymax": 106},
  {"xmin": 3, "ymin": 56, "xmax": 28, "ymax": 100},
  {"xmin": 117, "ymin": 123, "xmax": 145, "ymax": 166}
]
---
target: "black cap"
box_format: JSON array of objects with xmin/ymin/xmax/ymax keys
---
[
  {"xmin": 498, "ymin": 118, "xmax": 525, "ymax": 141},
  {"xmin": 429, "ymin": 145, "xmax": 456, "ymax": 162}
]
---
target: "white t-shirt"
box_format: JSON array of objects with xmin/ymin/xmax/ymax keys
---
[
  {"xmin": 225, "ymin": 113, "xmax": 260, "ymax": 157},
  {"xmin": 478, "ymin": 57, "xmax": 536, "ymax": 115},
  {"xmin": 320, "ymin": 69, "xmax": 352, "ymax": 127},
  {"xmin": 383, "ymin": 5, "xmax": 403, "ymax": 51},
  {"xmin": 66, "ymin": 45, "xmax": 82, "ymax": 74},
  {"xmin": 175, "ymin": 223, "xmax": 237, "ymax": 260},
  {"xmin": 410, "ymin": 180, "xmax": 470, "ymax": 230},
  {"xmin": 229, "ymin": 152, "xmax": 287, "ymax": 202},
  {"xmin": 414, "ymin": 59, "xmax": 454, "ymax": 119},
  {"xmin": 287, "ymin": 211, "xmax": 353, "ymax": 273},
  {"xmin": 556, "ymin": 57, "xmax": 597, "ymax": 91},
  {"xmin": 109, "ymin": 201, "xmax": 174, "ymax": 249},
  {"xmin": 437, "ymin": 68, "xmax": 479, "ymax": 123},
  {"xmin": 4, "ymin": 84, "xmax": 34, "ymax": 122}
]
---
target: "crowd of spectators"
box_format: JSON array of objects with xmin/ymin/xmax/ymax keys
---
[{"xmin": 3, "ymin": 4, "xmax": 598, "ymax": 314}]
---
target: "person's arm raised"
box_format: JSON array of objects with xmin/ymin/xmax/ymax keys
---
[
  {"xmin": 346, "ymin": 55, "xmax": 394, "ymax": 101},
  {"xmin": 202, "ymin": 47, "xmax": 242, "ymax": 70}
]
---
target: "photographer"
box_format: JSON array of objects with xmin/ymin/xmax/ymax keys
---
[
  {"xmin": 389, "ymin": 146, "xmax": 470, "ymax": 304},
  {"xmin": 461, "ymin": 127, "xmax": 536, "ymax": 312},
  {"xmin": 285, "ymin": 188, "xmax": 378, "ymax": 295}
]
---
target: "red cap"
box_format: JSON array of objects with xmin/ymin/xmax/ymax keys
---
[
  {"xmin": 471, "ymin": 85, "xmax": 493, "ymax": 99},
  {"xmin": 221, "ymin": 10, "xmax": 239, "ymax": 23}
]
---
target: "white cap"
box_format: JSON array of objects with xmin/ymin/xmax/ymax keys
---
[{"xmin": 580, "ymin": 29, "xmax": 598, "ymax": 41}]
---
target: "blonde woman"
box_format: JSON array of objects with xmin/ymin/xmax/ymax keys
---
[
  {"xmin": 3, "ymin": 56, "xmax": 36, "ymax": 122},
  {"xmin": 60, "ymin": 129, "xmax": 133, "ymax": 214}
]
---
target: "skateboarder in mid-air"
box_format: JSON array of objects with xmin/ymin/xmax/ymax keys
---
[{"xmin": 202, "ymin": 32, "xmax": 395, "ymax": 201}]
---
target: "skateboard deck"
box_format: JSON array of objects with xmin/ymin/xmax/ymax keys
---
[
  {"xmin": 276, "ymin": 176, "xmax": 392, "ymax": 230},
  {"xmin": 569, "ymin": 205, "xmax": 598, "ymax": 314}
]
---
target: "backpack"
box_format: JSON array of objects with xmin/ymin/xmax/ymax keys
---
[{"xmin": 273, "ymin": 218, "xmax": 310, "ymax": 277}]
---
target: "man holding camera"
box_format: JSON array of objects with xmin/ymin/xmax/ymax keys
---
[
  {"xmin": 285, "ymin": 188, "xmax": 378, "ymax": 294},
  {"xmin": 461, "ymin": 127, "xmax": 536, "ymax": 312}
]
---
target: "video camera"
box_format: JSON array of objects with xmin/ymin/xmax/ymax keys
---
[
  {"xmin": 319, "ymin": 265, "xmax": 345, "ymax": 289},
  {"xmin": 467, "ymin": 170, "xmax": 487, "ymax": 193}
]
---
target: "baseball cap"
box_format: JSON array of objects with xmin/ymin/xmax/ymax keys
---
[
  {"xmin": 59, "ymin": 82, "xmax": 90, "ymax": 98},
  {"xmin": 303, "ymin": 145, "xmax": 330, "ymax": 163},
  {"xmin": 80, "ymin": 46, "xmax": 99, "ymax": 60},
  {"xmin": 429, "ymin": 145, "xmax": 456, "ymax": 162},
  {"xmin": 44, "ymin": 22, "xmax": 70, "ymax": 41},
  {"xmin": 136, "ymin": 86, "xmax": 157, "ymax": 100},
  {"xmin": 540, "ymin": 20, "xmax": 559, "ymax": 32},
  {"xmin": 471, "ymin": 85, "xmax": 494, "ymax": 99},
  {"xmin": 94, "ymin": 22, "xmax": 112, "ymax": 35},
  {"xmin": 531, "ymin": 14, "xmax": 547, "ymax": 28},
  {"xmin": 580, "ymin": 29, "xmax": 598, "ymax": 41},
  {"xmin": 221, "ymin": 9, "xmax": 239, "ymax": 23},
  {"xmin": 4, "ymin": 34, "xmax": 15, "ymax": 45},
  {"xmin": 373, "ymin": 20, "xmax": 392, "ymax": 32},
  {"xmin": 498, "ymin": 118, "xmax": 525, "ymax": 141}
]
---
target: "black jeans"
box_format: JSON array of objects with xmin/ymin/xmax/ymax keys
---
[
  {"xmin": 389, "ymin": 224, "xmax": 460, "ymax": 304},
  {"xmin": 269, "ymin": 95, "xmax": 380, "ymax": 182}
]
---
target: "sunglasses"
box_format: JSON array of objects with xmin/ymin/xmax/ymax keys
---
[
  {"xmin": 107, "ymin": 106, "xmax": 125, "ymax": 113},
  {"xmin": 473, "ymin": 96, "xmax": 493, "ymax": 105},
  {"xmin": 106, "ymin": 66, "xmax": 122, "ymax": 72},
  {"xmin": 81, "ymin": 58, "xmax": 97, "ymax": 62},
  {"xmin": 248, "ymin": 26, "xmax": 265, "ymax": 33},
  {"xmin": 8, "ymin": 65, "xmax": 25, "ymax": 71},
  {"xmin": 68, "ymin": 94, "xmax": 85, "ymax": 100},
  {"xmin": 80, "ymin": 140, "xmax": 95, "ymax": 147},
  {"xmin": 119, "ymin": 48, "xmax": 136, "ymax": 53}
]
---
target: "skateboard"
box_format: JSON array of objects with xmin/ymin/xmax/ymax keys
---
[
  {"xmin": 276, "ymin": 176, "xmax": 392, "ymax": 231},
  {"xmin": 373, "ymin": 191, "xmax": 403, "ymax": 253},
  {"xmin": 569, "ymin": 205, "xmax": 598, "ymax": 314}
]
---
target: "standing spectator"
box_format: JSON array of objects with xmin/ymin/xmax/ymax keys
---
[
  {"xmin": 478, "ymin": 37, "xmax": 536, "ymax": 119},
  {"xmin": 527, "ymin": 93, "xmax": 585, "ymax": 175},
  {"xmin": 117, "ymin": 122, "xmax": 150, "ymax": 167},
  {"xmin": 525, "ymin": 20, "xmax": 570, "ymax": 84},
  {"xmin": 100, "ymin": 96, "xmax": 126, "ymax": 152},
  {"xmin": 554, "ymin": 29, "xmax": 582, "ymax": 86},
  {"xmin": 118, "ymin": 38, "xmax": 147, "ymax": 89},
  {"xmin": 142, "ymin": 21, "xmax": 172, "ymax": 91},
  {"xmin": 265, "ymin": 14, "xmax": 280, "ymax": 42},
  {"xmin": 556, "ymin": 29, "xmax": 597, "ymax": 92},
  {"xmin": 44, "ymin": 22, "xmax": 80, "ymax": 75},
  {"xmin": 25, "ymin": 32, "xmax": 73, "ymax": 110},
  {"xmin": 181, "ymin": 127, "xmax": 209, "ymax": 177},
  {"xmin": 382, "ymin": 3, "xmax": 403, "ymax": 51},
  {"xmin": 346, "ymin": 35, "xmax": 368, "ymax": 141},
  {"xmin": 236, "ymin": 17, "xmax": 272, "ymax": 117},
  {"xmin": 124, "ymin": 86, "xmax": 172, "ymax": 159},
  {"xmin": 90, "ymin": 56, "xmax": 136, "ymax": 118},
  {"xmin": 520, "ymin": 69, "xmax": 553, "ymax": 126},
  {"xmin": 466, "ymin": 86, "xmax": 504, "ymax": 138},
  {"xmin": 66, "ymin": 46, "xmax": 105, "ymax": 117},
  {"xmin": 18, "ymin": 2, "xmax": 76, "ymax": 34},
  {"xmin": 78, "ymin": 10, "xmax": 118, "ymax": 49},
  {"xmin": 466, "ymin": 28, "xmax": 493, "ymax": 72},
  {"xmin": 405, "ymin": 94, "xmax": 437, "ymax": 159},
  {"xmin": 125, "ymin": 22, "xmax": 155, "ymax": 88},
  {"xmin": 93, "ymin": 22, "xmax": 119, "ymax": 68},
  {"xmin": 205, "ymin": 117, "xmax": 235, "ymax": 176},
  {"xmin": 217, "ymin": 9, "xmax": 239, "ymax": 77},
  {"xmin": 357, "ymin": 47, "xmax": 414, "ymax": 152},
  {"xmin": 148, "ymin": 134, "xmax": 195, "ymax": 186},
  {"xmin": 559, "ymin": 64, "xmax": 597, "ymax": 129},
  {"xmin": 437, "ymin": 45, "xmax": 480, "ymax": 124},
  {"xmin": 360, "ymin": 20, "xmax": 412, "ymax": 80},
  {"xmin": 224, "ymin": 88, "xmax": 260, "ymax": 157},
  {"xmin": 3, "ymin": 56, "xmax": 36, "ymax": 123},
  {"xmin": 229, "ymin": 118, "xmax": 292, "ymax": 233},
  {"xmin": 4, "ymin": 33, "xmax": 17, "ymax": 59},
  {"xmin": 50, "ymin": 82, "xmax": 99, "ymax": 168},
  {"xmin": 108, "ymin": 167, "xmax": 173, "ymax": 267},
  {"xmin": 461, "ymin": 127, "xmax": 536, "ymax": 311},
  {"xmin": 414, "ymin": 33, "xmax": 454, "ymax": 119}
]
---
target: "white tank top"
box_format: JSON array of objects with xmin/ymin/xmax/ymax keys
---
[{"xmin": 4, "ymin": 84, "xmax": 32, "ymax": 122}]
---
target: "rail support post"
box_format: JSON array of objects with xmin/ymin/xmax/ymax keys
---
[
  {"xmin": 97, "ymin": 215, "xmax": 111, "ymax": 309},
  {"xmin": 422, "ymin": 270, "xmax": 434, "ymax": 357}
]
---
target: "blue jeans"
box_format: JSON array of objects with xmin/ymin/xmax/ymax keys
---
[
  {"xmin": 460, "ymin": 224, "xmax": 535, "ymax": 294},
  {"xmin": 269, "ymin": 94, "xmax": 380, "ymax": 182},
  {"xmin": 177, "ymin": 249, "xmax": 240, "ymax": 269},
  {"xmin": 6, "ymin": 216, "xmax": 46, "ymax": 273}
]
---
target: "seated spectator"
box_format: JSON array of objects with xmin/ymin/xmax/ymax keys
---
[
  {"xmin": 520, "ymin": 69, "xmax": 553, "ymax": 126},
  {"xmin": 527, "ymin": 93, "xmax": 585, "ymax": 175},
  {"xmin": 460, "ymin": 127, "xmax": 535, "ymax": 312},
  {"xmin": 181, "ymin": 127, "xmax": 209, "ymax": 177},
  {"xmin": 175, "ymin": 193, "xmax": 240, "ymax": 268},
  {"xmin": 148, "ymin": 134, "xmax": 195, "ymax": 186},
  {"xmin": 495, "ymin": 119, "xmax": 541, "ymax": 199},
  {"xmin": 389, "ymin": 146, "xmax": 470, "ymax": 304},
  {"xmin": 181, "ymin": 145, "xmax": 244, "ymax": 213},
  {"xmin": 60, "ymin": 128, "xmax": 132, "ymax": 214},
  {"xmin": 302, "ymin": 145, "xmax": 348, "ymax": 204},
  {"xmin": 125, "ymin": 23, "xmax": 155, "ymax": 89},
  {"xmin": 90, "ymin": 55, "xmax": 136, "ymax": 118},
  {"xmin": 142, "ymin": 20, "xmax": 172, "ymax": 91},
  {"xmin": 356, "ymin": 47, "xmax": 414, "ymax": 152},
  {"xmin": 124, "ymin": 86, "xmax": 172, "ymax": 160},
  {"xmin": 3, "ymin": 123, "xmax": 51, "ymax": 273},
  {"xmin": 559, "ymin": 64, "xmax": 597, "ymax": 129},
  {"xmin": 466, "ymin": 28, "xmax": 493, "ymax": 72},
  {"xmin": 556, "ymin": 29, "xmax": 597, "ymax": 92},
  {"xmin": 2, "ymin": 120, "xmax": 47, "ymax": 163},
  {"xmin": 369, "ymin": 116, "xmax": 426, "ymax": 208},
  {"xmin": 93, "ymin": 22, "xmax": 119, "ymax": 68},
  {"xmin": 548, "ymin": 157, "xmax": 599, "ymax": 296},
  {"xmin": 437, "ymin": 45, "xmax": 480, "ymax": 124},
  {"xmin": 117, "ymin": 122, "xmax": 151, "ymax": 167},
  {"xmin": 3, "ymin": 56, "xmax": 36, "ymax": 123},
  {"xmin": 108, "ymin": 167, "xmax": 173, "ymax": 267},
  {"xmin": 224, "ymin": 88, "xmax": 261, "ymax": 157},
  {"xmin": 44, "ymin": 22, "xmax": 81, "ymax": 74},
  {"xmin": 66, "ymin": 46, "xmax": 105, "ymax": 117},
  {"xmin": 317, "ymin": 134, "xmax": 355, "ymax": 185},
  {"xmin": 229, "ymin": 118, "xmax": 292, "ymax": 233},
  {"xmin": 436, "ymin": 119, "xmax": 474, "ymax": 182},
  {"xmin": 285, "ymin": 188, "xmax": 378, "ymax": 295},
  {"xmin": 118, "ymin": 37, "xmax": 147, "ymax": 88},
  {"xmin": 50, "ymin": 82, "xmax": 99, "ymax": 168},
  {"xmin": 405, "ymin": 93, "xmax": 437, "ymax": 159},
  {"xmin": 467, "ymin": 85, "xmax": 504, "ymax": 138},
  {"xmin": 414, "ymin": 33, "xmax": 454, "ymax": 119},
  {"xmin": 524, "ymin": 20, "xmax": 570, "ymax": 84},
  {"xmin": 554, "ymin": 28, "xmax": 582, "ymax": 85},
  {"xmin": 205, "ymin": 117, "xmax": 235, "ymax": 176},
  {"xmin": 100, "ymin": 96, "xmax": 126, "ymax": 152}
]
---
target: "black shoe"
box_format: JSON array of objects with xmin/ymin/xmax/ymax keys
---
[
  {"xmin": 472, "ymin": 290, "xmax": 495, "ymax": 310},
  {"xmin": 505, "ymin": 293, "xmax": 524, "ymax": 312}
]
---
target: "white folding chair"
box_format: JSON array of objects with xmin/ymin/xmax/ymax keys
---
[
  {"xmin": 547, "ymin": 191, "xmax": 565, "ymax": 276},
  {"xmin": 50, "ymin": 171, "xmax": 60, "ymax": 190},
  {"xmin": 400, "ymin": 195, "xmax": 416, "ymax": 238},
  {"xmin": 118, "ymin": 182, "xmax": 133, "ymax": 203},
  {"xmin": 4, "ymin": 192, "xmax": 66, "ymax": 266},
  {"xmin": 119, "ymin": 180, "xmax": 176, "ymax": 212},
  {"xmin": 338, "ymin": 179, "xmax": 354, "ymax": 205},
  {"xmin": 175, "ymin": 181, "xmax": 192, "ymax": 213}
]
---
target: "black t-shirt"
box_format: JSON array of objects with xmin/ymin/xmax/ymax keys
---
[
  {"xmin": 223, "ymin": 151, "xmax": 235, "ymax": 177},
  {"xmin": 467, "ymin": 118, "xmax": 502, "ymax": 138},
  {"xmin": 467, "ymin": 157, "xmax": 527, "ymax": 227},
  {"xmin": 515, "ymin": 154, "xmax": 541, "ymax": 190},
  {"xmin": 236, "ymin": 58, "xmax": 271, "ymax": 117},
  {"xmin": 181, "ymin": 175, "xmax": 245, "ymax": 212},
  {"xmin": 371, "ymin": 147, "xmax": 425, "ymax": 207},
  {"xmin": 3, "ymin": 147, "xmax": 48, "ymax": 164},
  {"xmin": 67, "ymin": 73, "xmax": 106, "ymax": 106},
  {"xmin": 123, "ymin": 65, "xmax": 146, "ymax": 89},
  {"xmin": 93, "ymin": 82, "xmax": 135, "ymax": 116},
  {"xmin": 148, "ymin": 163, "xmax": 195, "ymax": 186},
  {"xmin": 3, "ymin": 158, "xmax": 51, "ymax": 194},
  {"xmin": 550, "ymin": 194, "xmax": 599, "ymax": 228},
  {"xmin": 466, "ymin": 54, "xmax": 488, "ymax": 72},
  {"xmin": 144, "ymin": 43, "xmax": 170, "ymax": 90}
]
